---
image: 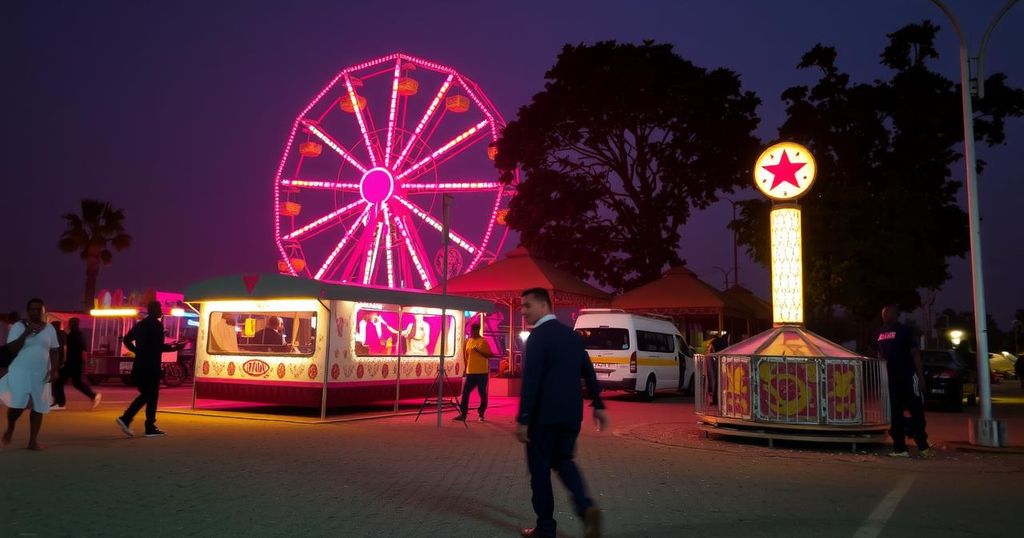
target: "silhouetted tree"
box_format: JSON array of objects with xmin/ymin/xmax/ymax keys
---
[
  {"xmin": 496, "ymin": 41, "xmax": 761, "ymax": 290},
  {"xmin": 58, "ymin": 199, "xmax": 132, "ymax": 310},
  {"xmin": 734, "ymin": 22, "xmax": 1024, "ymax": 320}
]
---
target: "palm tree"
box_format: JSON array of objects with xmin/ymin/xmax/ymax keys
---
[{"xmin": 58, "ymin": 199, "xmax": 133, "ymax": 311}]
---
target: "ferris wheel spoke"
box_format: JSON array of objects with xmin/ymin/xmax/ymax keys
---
[
  {"xmin": 396, "ymin": 120, "xmax": 489, "ymax": 182},
  {"xmin": 284, "ymin": 199, "xmax": 367, "ymax": 241},
  {"xmin": 392, "ymin": 196, "xmax": 477, "ymax": 256},
  {"xmin": 301, "ymin": 120, "xmax": 369, "ymax": 174},
  {"xmin": 384, "ymin": 59, "xmax": 401, "ymax": 169},
  {"xmin": 464, "ymin": 186, "xmax": 506, "ymax": 272},
  {"xmin": 392, "ymin": 212, "xmax": 435, "ymax": 290},
  {"xmin": 402, "ymin": 181, "xmax": 502, "ymax": 194},
  {"xmin": 393, "ymin": 74, "xmax": 454, "ymax": 173},
  {"xmin": 362, "ymin": 218, "xmax": 386, "ymax": 285},
  {"xmin": 314, "ymin": 205, "xmax": 371, "ymax": 280},
  {"xmin": 382, "ymin": 203, "xmax": 396, "ymax": 288},
  {"xmin": 344, "ymin": 74, "xmax": 379, "ymax": 168},
  {"xmin": 281, "ymin": 179, "xmax": 361, "ymax": 191}
]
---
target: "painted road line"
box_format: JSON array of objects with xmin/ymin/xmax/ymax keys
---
[{"xmin": 853, "ymin": 474, "xmax": 916, "ymax": 538}]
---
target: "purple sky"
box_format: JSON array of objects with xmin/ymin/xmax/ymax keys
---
[{"xmin": 4, "ymin": 1, "xmax": 1022, "ymax": 325}]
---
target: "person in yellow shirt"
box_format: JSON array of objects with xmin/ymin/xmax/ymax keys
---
[{"xmin": 454, "ymin": 322, "xmax": 493, "ymax": 422}]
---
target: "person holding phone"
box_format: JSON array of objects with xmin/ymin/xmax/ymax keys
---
[{"xmin": 0, "ymin": 298, "xmax": 61, "ymax": 450}]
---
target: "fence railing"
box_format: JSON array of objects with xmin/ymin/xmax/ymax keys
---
[{"xmin": 694, "ymin": 353, "xmax": 889, "ymax": 427}]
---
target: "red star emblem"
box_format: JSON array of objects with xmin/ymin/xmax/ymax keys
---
[{"xmin": 762, "ymin": 150, "xmax": 807, "ymax": 191}]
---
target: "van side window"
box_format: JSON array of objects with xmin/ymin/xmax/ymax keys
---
[{"xmin": 637, "ymin": 330, "xmax": 673, "ymax": 353}]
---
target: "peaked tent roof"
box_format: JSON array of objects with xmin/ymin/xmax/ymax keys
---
[
  {"xmin": 716, "ymin": 325, "xmax": 861, "ymax": 358},
  {"xmin": 721, "ymin": 285, "xmax": 772, "ymax": 320},
  {"xmin": 184, "ymin": 273, "xmax": 494, "ymax": 312},
  {"xmin": 611, "ymin": 266, "xmax": 729, "ymax": 313},
  {"xmin": 439, "ymin": 247, "xmax": 611, "ymax": 307}
]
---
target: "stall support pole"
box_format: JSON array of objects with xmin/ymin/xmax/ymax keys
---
[
  {"xmin": 395, "ymin": 306, "xmax": 403, "ymax": 414},
  {"xmin": 438, "ymin": 195, "xmax": 452, "ymax": 428}
]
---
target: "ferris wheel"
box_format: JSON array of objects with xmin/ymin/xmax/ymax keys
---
[{"xmin": 273, "ymin": 53, "xmax": 516, "ymax": 290}]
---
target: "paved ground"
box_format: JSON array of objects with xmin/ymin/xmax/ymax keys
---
[{"xmin": 2, "ymin": 380, "xmax": 1023, "ymax": 537}]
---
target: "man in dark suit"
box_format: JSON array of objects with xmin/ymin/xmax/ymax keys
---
[
  {"xmin": 115, "ymin": 301, "xmax": 182, "ymax": 438},
  {"xmin": 516, "ymin": 288, "xmax": 607, "ymax": 538}
]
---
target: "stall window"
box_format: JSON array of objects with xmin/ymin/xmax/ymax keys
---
[
  {"xmin": 207, "ymin": 311, "xmax": 317, "ymax": 356},
  {"xmin": 637, "ymin": 330, "xmax": 674, "ymax": 353},
  {"xmin": 353, "ymin": 307, "xmax": 457, "ymax": 357}
]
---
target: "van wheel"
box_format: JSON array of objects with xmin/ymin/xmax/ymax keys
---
[{"xmin": 642, "ymin": 375, "xmax": 657, "ymax": 401}]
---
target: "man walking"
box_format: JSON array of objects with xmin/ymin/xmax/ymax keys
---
[
  {"xmin": 115, "ymin": 301, "xmax": 182, "ymax": 437},
  {"xmin": 52, "ymin": 317, "xmax": 101, "ymax": 409},
  {"xmin": 516, "ymin": 288, "xmax": 606, "ymax": 538},
  {"xmin": 453, "ymin": 322, "xmax": 493, "ymax": 422},
  {"xmin": 877, "ymin": 303, "xmax": 930, "ymax": 458}
]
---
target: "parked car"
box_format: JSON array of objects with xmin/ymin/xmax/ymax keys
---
[
  {"xmin": 989, "ymin": 352, "xmax": 1018, "ymax": 380},
  {"xmin": 921, "ymin": 349, "xmax": 977, "ymax": 412}
]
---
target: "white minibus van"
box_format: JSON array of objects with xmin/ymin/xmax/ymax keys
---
[{"xmin": 573, "ymin": 309, "xmax": 694, "ymax": 400}]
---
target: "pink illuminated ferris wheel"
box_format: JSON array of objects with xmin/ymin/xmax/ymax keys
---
[{"xmin": 273, "ymin": 53, "xmax": 516, "ymax": 289}]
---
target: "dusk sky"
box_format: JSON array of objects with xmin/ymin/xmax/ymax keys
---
[{"xmin": 4, "ymin": 1, "xmax": 1022, "ymax": 326}]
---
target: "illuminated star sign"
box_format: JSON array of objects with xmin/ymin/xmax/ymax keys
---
[{"xmin": 753, "ymin": 142, "xmax": 817, "ymax": 200}]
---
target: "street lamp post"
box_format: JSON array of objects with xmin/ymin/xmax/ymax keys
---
[
  {"xmin": 929, "ymin": 0, "xmax": 1018, "ymax": 446},
  {"xmin": 723, "ymin": 197, "xmax": 741, "ymax": 288}
]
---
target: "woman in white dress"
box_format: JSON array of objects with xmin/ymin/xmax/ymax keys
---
[
  {"xmin": 405, "ymin": 314, "xmax": 431, "ymax": 356},
  {"xmin": 0, "ymin": 298, "xmax": 60, "ymax": 450}
]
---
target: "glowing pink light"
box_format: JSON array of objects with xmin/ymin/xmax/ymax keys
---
[
  {"xmin": 285, "ymin": 199, "xmax": 366, "ymax": 240},
  {"xmin": 315, "ymin": 206, "xmax": 371, "ymax": 280},
  {"xmin": 363, "ymin": 220, "xmax": 385, "ymax": 285},
  {"xmin": 393, "ymin": 214, "xmax": 433, "ymax": 289},
  {"xmin": 384, "ymin": 59, "xmax": 401, "ymax": 168},
  {"xmin": 383, "ymin": 204, "xmax": 395, "ymax": 288},
  {"xmin": 345, "ymin": 74, "xmax": 378, "ymax": 168},
  {"xmin": 359, "ymin": 167, "xmax": 395, "ymax": 205},
  {"xmin": 397, "ymin": 120, "xmax": 488, "ymax": 181},
  {"xmin": 282, "ymin": 179, "xmax": 360, "ymax": 191},
  {"xmin": 303, "ymin": 121, "xmax": 368, "ymax": 174},
  {"xmin": 393, "ymin": 196, "xmax": 476, "ymax": 254},
  {"xmin": 393, "ymin": 75, "xmax": 453, "ymax": 172},
  {"xmin": 466, "ymin": 186, "xmax": 507, "ymax": 271},
  {"xmin": 401, "ymin": 182, "xmax": 502, "ymax": 192}
]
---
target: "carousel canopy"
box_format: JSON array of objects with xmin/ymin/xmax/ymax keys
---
[
  {"xmin": 185, "ymin": 273, "xmax": 494, "ymax": 313},
  {"xmin": 717, "ymin": 325, "xmax": 862, "ymax": 358},
  {"xmin": 439, "ymin": 247, "xmax": 611, "ymax": 307}
]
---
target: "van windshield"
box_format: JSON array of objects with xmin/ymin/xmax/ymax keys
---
[{"xmin": 576, "ymin": 328, "xmax": 630, "ymax": 350}]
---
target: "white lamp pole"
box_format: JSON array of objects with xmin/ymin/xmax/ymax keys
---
[{"xmin": 929, "ymin": 0, "xmax": 1018, "ymax": 446}]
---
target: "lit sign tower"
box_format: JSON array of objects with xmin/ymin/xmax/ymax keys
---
[{"xmin": 753, "ymin": 142, "xmax": 817, "ymax": 326}]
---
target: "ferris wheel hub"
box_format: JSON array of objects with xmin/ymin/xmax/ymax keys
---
[{"xmin": 359, "ymin": 167, "xmax": 395, "ymax": 205}]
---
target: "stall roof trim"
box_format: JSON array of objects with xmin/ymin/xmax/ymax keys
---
[{"xmin": 185, "ymin": 274, "xmax": 494, "ymax": 312}]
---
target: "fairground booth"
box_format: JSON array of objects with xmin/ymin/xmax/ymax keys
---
[{"xmin": 185, "ymin": 273, "xmax": 493, "ymax": 417}]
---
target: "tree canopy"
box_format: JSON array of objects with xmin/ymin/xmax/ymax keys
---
[
  {"xmin": 733, "ymin": 21, "xmax": 1024, "ymax": 320},
  {"xmin": 496, "ymin": 41, "xmax": 761, "ymax": 291}
]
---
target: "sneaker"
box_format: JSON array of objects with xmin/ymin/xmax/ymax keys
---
[
  {"xmin": 116, "ymin": 418, "xmax": 134, "ymax": 437},
  {"xmin": 888, "ymin": 450, "xmax": 910, "ymax": 458},
  {"xmin": 478, "ymin": 416, "xmax": 485, "ymax": 423},
  {"xmin": 918, "ymin": 448, "xmax": 932, "ymax": 459},
  {"xmin": 91, "ymin": 393, "xmax": 103, "ymax": 409},
  {"xmin": 452, "ymin": 415, "xmax": 467, "ymax": 422},
  {"xmin": 49, "ymin": 404, "xmax": 65, "ymax": 411},
  {"xmin": 144, "ymin": 428, "xmax": 167, "ymax": 437}
]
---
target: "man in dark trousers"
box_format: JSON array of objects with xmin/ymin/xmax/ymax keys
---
[
  {"xmin": 52, "ymin": 317, "xmax": 101, "ymax": 409},
  {"xmin": 116, "ymin": 301, "xmax": 182, "ymax": 437},
  {"xmin": 516, "ymin": 287, "xmax": 607, "ymax": 538},
  {"xmin": 877, "ymin": 302, "xmax": 930, "ymax": 458}
]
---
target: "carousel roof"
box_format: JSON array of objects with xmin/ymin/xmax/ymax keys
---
[{"xmin": 717, "ymin": 324, "xmax": 862, "ymax": 358}]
